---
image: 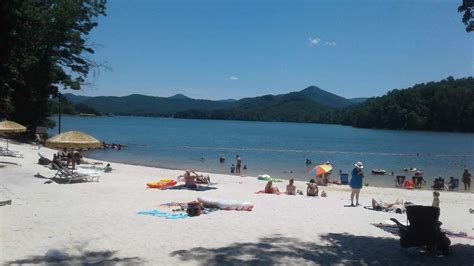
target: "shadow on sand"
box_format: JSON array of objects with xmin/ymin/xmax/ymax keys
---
[
  {"xmin": 171, "ymin": 233, "xmax": 473, "ymax": 265},
  {"xmin": 34, "ymin": 173, "xmax": 91, "ymax": 184},
  {"xmin": 163, "ymin": 184, "xmax": 218, "ymax": 192},
  {"xmin": 5, "ymin": 248, "xmax": 143, "ymax": 265}
]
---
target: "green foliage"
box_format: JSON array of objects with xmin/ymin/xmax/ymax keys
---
[
  {"xmin": 458, "ymin": 0, "xmax": 474, "ymax": 32},
  {"xmin": 0, "ymin": 0, "xmax": 106, "ymax": 127},
  {"xmin": 344, "ymin": 77, "xmax": 474, "ymax": 132},
  {"xmin": 175, "ymin": 92, "xmax": 341, "ymax": 124},
  {"xmin": 63, "ymin": 93, "xmax": 242, "ymax": 117},
  {"xmin": 48, "ymin": 96, "xmax": 101, "ymax": 116}
]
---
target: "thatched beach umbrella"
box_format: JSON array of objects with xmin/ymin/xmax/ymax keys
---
[
  {"xmin": 45, "ymin": 131, "xmax": 101, "ymax": 149},
  {"xmin": 0, "ymin": 120, "xmax": 27, "ymax": 150}
]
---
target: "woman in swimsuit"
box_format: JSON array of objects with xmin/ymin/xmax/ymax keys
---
[
  {"xmin": 286, "ymin": 179, "xmax": 296, "ymax": 195},
  {"xmin": 307, "ymin": 179, "xmax": 319, "ymax": 196},
  {"xmin": 183, "ymin": 170, "xmax": 198, "ymax": 189},
  {"xmin": 265, "ymin": 181, "xmax": 280, "ymax": 194}
]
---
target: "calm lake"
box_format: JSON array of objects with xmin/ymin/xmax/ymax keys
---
[{"xmin": 49, "ymin": 116, "xmax": 473, "ymax": 188}]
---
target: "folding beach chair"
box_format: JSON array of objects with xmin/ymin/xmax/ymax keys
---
[
  {"xmin": 432, "ymin": 177, "xmax": 445, "ymax": 190},
  {"xmin": 447, "ymin": 178, "xmax": 459, "ymax": 191},
  {"xmin": 412, "ymin": 175, "xmax": 425, "ymax": 188},
  {"xmin": 395, "ymin": 176, "xmax": 405, "ymax": 187},
  {"xmin": 52, "ymin": 162, "xmax": 100, "ymax": 183},
  {"xmin": 340, "ymin": 173, "xmax": 349, "ymax": 185},
  {"xmin": 390, "ymin": 205, "xmax": 450, "ymax": 255},
  {"xmin": 0, "ymin": 147, "xmax": 23, "ymax": 158}
]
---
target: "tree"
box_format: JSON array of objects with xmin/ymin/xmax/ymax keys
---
[
  {"xmin": 458, "ymin": 0, "xmax": 474, "ymax": 32},
  {"xmin": 0, "ymin": 0, "xmax": 107, "ymax": 127}
]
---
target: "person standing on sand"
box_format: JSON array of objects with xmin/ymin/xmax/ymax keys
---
[
  {"xmin": 462, "ymin": 168, "xmax": 471, "ymax": 191},
  {"xmin": 432, "ymin": 191, "xmax": 440, "ymax": 208},
  {"xmin": 236, "ymin": 155, "xmax": 242, "ymax": 174},
  {"xmin": 349, "ymin": 162, "xmax": 364, "ymax": 206}
]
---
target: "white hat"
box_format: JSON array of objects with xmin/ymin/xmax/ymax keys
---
[{"xmin": 354, "ymin": 162, "xmax": 364, "ymax": 169}]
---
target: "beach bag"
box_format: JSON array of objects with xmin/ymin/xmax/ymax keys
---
[
  {"xmin": 38, "ymin": 157, "xmax": 50, "ymax": 165},
  {"xmin": 186, "ymin": 201, "xmax": 202, "ymax": 217},
  {"xmin": 404, "ymin": 180, "xmax": 414, "ymax": 189}
]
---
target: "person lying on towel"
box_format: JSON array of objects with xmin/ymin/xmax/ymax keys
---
[{"xmin": 371, "ymin": 198, "xmax": 413, "ymax": 213}]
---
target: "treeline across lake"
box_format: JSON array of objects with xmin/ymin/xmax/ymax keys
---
[
  {"xmin": 342, "ymin": 77, "xmax": 474, "ymax": 132},
  {"xmin": 176, "ymin": 77, "xmax": 474, "ymax": 132}
]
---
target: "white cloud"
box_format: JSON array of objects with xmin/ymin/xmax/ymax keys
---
[
  {"xmin": 229, "ymin": 76, "xmax": 239, "ymax": 80},
  {"xmin": 325, "ymin": 41, "xmax": 337, "ymax": 46},
  {"xmin": 308, "ymin": 37, "xmax": 320, "ymax": 47}
]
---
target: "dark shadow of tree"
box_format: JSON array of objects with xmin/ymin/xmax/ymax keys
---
[
  {"xmin": 5, "ymin": 244, "xmax": 143, "ymax": 265},
  {"xmin": 171, "ymin": 233, "xmax": 473, "ymax": 265}
]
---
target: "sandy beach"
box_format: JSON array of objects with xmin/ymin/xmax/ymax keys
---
[{"xmin": 1, "ymin": 139, "xmax": 473, "ymax": 265}]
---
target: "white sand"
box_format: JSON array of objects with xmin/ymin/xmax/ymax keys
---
[{"xmin": 1, "ymin": 140, "xmax": 473, "ymax": 265}]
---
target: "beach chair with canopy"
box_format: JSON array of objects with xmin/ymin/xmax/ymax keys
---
[
  {"xmin": 432, "ymin": 177, "xmax": 445, "ymax": 190},
  {"xmin": 52, "ymin": 162, "xmax": 100, "ymax": 183},
  {"xmin": 390, "ymin": 205, "xmax": 450, "ymax": 255}
]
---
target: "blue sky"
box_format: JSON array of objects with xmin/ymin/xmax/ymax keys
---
[{"xmin": 75, "ymin": 0, "xmax": 473, "ymax": 100}]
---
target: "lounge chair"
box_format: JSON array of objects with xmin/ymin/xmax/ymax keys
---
[
  {"xmin": 52, "ymin": 162, "xmax": 100, "ymax": 183},
  {"xmin": 395, "ymin": 176, "xmax": 405, "ymax": 187},
  {"xmin": 390, "ymin": 205, "xmax": 450, "ymax": 255},
  {"xmin": 340, "ymin": 173, "xmax": 349, "ymax": 185}
]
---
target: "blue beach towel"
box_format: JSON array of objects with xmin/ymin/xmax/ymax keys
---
[{"xmin": 138, "ymin": 210, "xmax": 188, "ymax": 220}]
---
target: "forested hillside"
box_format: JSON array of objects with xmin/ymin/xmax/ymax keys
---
[{"xmin": 343, "ymin": 77, "xmax": 474, "ymax": 132}]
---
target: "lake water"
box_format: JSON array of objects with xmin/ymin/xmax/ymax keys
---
[{"xmin": 49, "ymin": 116, "xmax": 473, "ymax": 188}]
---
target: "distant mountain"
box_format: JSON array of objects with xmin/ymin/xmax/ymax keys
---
[
  {"xmin": 63, "ymin": 93, "xmax": 240, "ymax": 116},
  {"xmin": 168, "ymin": 94, "xmax": 191, "ymax": 100},
  {"xmin": 299, "ymin": 86, "xmax": 355, "ymax": 108},
  {"xmin": 61, "ymin": 77, "xmax": 474, "ymax": 132},
  {"xmin": 63, "ymin": 86, "xmax": 358, "ymax": 120},
  {"xmin": 175, "ymin": 91, "xmax": 339, "ymax": 123},
  {"xmin": 62, "ymin": 93, "xmax": 91, "ymax": 103},
  {"xmin": 348, "ymin": 97, "xmax": 368, "ymax": 104}
]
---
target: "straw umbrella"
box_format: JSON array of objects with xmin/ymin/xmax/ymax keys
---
[
  {"xmin": 0, "ymin": 120, "xmax": 27, "ymax": 150},
  {"xmin": 45, "ymin": 131, "xmax": 101, "ymax": 149}
]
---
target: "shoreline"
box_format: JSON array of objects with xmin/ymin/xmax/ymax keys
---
[
  {"xmin": 1, "ymin": 140, "xmax": 473, "ymax": 264},
  {"xmin": 82, "ymin": 150, "xmax": 472, "ymax": 193}
]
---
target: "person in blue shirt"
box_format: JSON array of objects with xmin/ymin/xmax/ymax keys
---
[{"xmin": 349, "ymin": 161, "xmax": 364, "ymax": 206}]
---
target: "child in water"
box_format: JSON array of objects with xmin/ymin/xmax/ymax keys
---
[{"xmin": 230, "ymin": 164, "xmax": 235, "ymax": 173}]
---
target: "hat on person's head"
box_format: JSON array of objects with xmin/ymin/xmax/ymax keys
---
[
  {"xmin": 354, "ymin": 162, "xmax": 364, "ymax": 169},
  {"xmin": 325, "ymin": 161, "xmax": 330, "ymax": 164},
  {"xmin": 309, "ymin": 179, "xmax": 316, "ymax": 183}
]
